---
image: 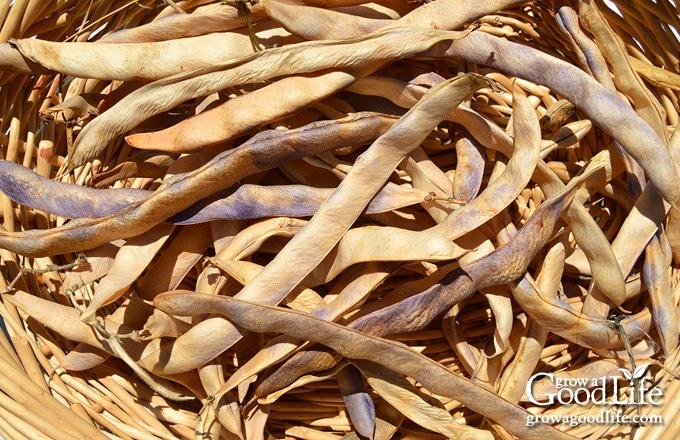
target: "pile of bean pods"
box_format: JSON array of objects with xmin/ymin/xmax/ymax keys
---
[{"xmin": 0, "ymin": 0, "xmax": 679, "ymax": 439}]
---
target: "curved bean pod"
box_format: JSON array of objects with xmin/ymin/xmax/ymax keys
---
[
  {"xmin": 426, "ymin": 31, "xmax": 680, "ymax": 205},
  {"xmin": 0, "ymin": 160, "xmax": 429, "ymax": 225},
  {"xmin": 0, "ymin": 113, "xmax": 397, "ymax": 257}
]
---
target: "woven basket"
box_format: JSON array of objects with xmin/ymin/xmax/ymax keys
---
[{"xmin": 0, "ymin": 0, "xmax": 679, "ymax": 439}]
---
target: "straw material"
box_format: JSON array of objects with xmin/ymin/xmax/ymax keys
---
[{"xmin": 0, "ymin": 0, "xmax": 679, "ymax": 439}]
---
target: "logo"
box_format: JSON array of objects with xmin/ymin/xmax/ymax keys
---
[
  {"xmin": 619, "ymin": 364, "xmax": 650, "ymax": 386},
  {"xmin": 525, "ymin": 364, "xmax": 663, "ymax": 406},
  {"xmin": 525, "ymin": 365, "xmax": 665, "ymax": 427}
]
